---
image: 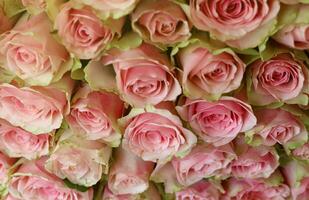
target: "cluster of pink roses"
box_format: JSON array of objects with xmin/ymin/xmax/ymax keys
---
[{"xmin": 0, "ymin": 0, "xmax": 308, "ymax": 200}]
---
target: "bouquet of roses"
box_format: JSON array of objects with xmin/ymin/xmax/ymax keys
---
[{"xmin": 0, "ymin": 0, "xmax": 309, "ymax": 199}]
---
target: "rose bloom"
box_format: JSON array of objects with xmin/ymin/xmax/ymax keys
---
[
  {"xmin": 73, "ymin": 0, "xmax": 139, "ymax": 19},
  {"xmin": 0, "ymin": 152, "xmax": 16, "ymax": 186},
  {"xmin": 55, "ymin": 2, "xmax": 123, "ymax": 59},
  {"xmin": 8, "ymin": 157, "xmax": 93, "ymax": 200},
  {"xmin": 176, "ymin": 180, "xmax": 221, "ymax": 200},
  {"xmin": 108, "ymin": 147, "xmax": 154, "ymax": 195},
  {"xmin": 178, "ymin": 43, "xmax": 245, "ymax": 99},
  {"xmin": 171, "ymin": 143, "xmax": 236, "ymax": 186},
  {"xmin": 0, "ymin": 13, "xmax": 70, "ymax": 86},
  {"xmin": 120, "ymin": 106, "xmax": 197, "ymax": 162},
  {"xmin": 101, "ymin": 43, "xmax": 181, "ymax": 107},
  {"xmin": 45, "ymin": 130, "xmax": 112, "ymax": 187},
  {"xmin": 0, "ymin": 83, "xmax": 69, "ymax": 134},
  {"xmin": 67, "ymin": 85, "xmax": 124, "ymax": 147},
  {"xmin": 21, "ymin": 0, "xmax": 46, "ymax": 14},
  {"xmin": 132, "ymin": 0, "xmax": 191, "ymax": 46},
  {"xmin": 293, "ymin": 143, "xmax": 309, "ymax": 160},
  {"xmin": 249, "ymin": 108, "xmax": 308, "ymax": 146},
  {"xmin": 189, "ymin": 0, "xmax": 280, "ymax": 49},
  {"xmin": 248, "ymin": 53, "xmax": 309, "ymax": 106},
  {"xmin": 0, "ymin": 119, "xmax": 50, "ymax": 160},
  {"xmin": 176, "ymin": 97, "xmax": 256, "ymax": 146}
]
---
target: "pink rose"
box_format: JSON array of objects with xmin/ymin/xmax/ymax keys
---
[
  {"xmin": 189, "ymin": 0, "xmax": 280, "ymax": 49},
  {"xmin": 101, "ymin": 43, "xmax": 181, "ymax": 107},
  {"xmin": 8, "ymin": 157, "xmax": 93, "ymax": 200},
  {"xmin": 120, "ymin": 106, "xmax": 197, "ymax": 162},
  {"xmin": 0, "ymin": 119, "xmax": 50, "ymax": 160},
  {"xmin": 0, "ymin": 152, "xmax": 16, "ymax": 186},
  {"xmin": 67, "ymin": 85, "xmax": 124, "ymax": 147},
  {"xmin": 176, "ymin": 97, "xmax": 256, "ymax": 146},
  {"xmin": 171, "ymin": 143, "xmax": 236, "ymax": 186},
  {"xmin": 0, "ymin": 13, "xmax": 70, "ymax": 86},
  {"xmin": 132, "ymin": 0, "xmax": 191, "ymax": 46},
  {"xmin": 21, "ymin": 0, "xmax": 46, "ymax": 14},
  {"xmin": 55, "ymin": 2, "xmax": 123, "ymax": 59},
  {"xmin": 247, "ymin": 53, "xmax": 309, "ymax": 106},
  {"xmin": 45, "ymin": 130, "xmax": 111, "ymax": 187},
  {"xmin": 0, "ymin": 82, "xmax": 70, "ymax": 134},
  {"xmin": 108, "ymin": 147, "xmax": 154, "ymax": 195},
  {"xmin": 178, "ymin": 43, "xmax": 245, "ymax": 99},
  {"xmin": 3, "ymin": 194, "xmax": 20, "ymax": 200},
  {"xmin": 176, "ymin": 180, "xmax": 221, "ymax": 200},
  {"xmin": 292, "ymin": 143, "xmax": 309, "ymax": 160}
]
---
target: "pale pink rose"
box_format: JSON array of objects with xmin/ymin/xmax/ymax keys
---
[
  {"xmin": 0, "ymin": 13, "xmax": 70, "ymax": 86},
  {"xmin": 0, "ymin": 83, "xmax": 69, "ymax": 134},
  {"xmin": 293, "ymin": 143, "xmax": 309, "ymax": 160},
  {"xmin": 0, "ymin": 152, "xmax": 16, "ymax": 186},
  {"xmin": 55, "ymin": 2, "xmax": 123, "ymax": 59},
  {"xmin": 120, "ymin": 106, "xmax": 197, "ymax": 162},
  {"xmin": 178, "ymin": 43, "xmax": 245, "ymax": 99},
  {"xmin": 176, "ymin": 180, "xmax": 221, "ymax": 200},
  {"xmin": 8, "ymin": 157, "xmax": 93, "ymax": 200},
  {"xmin": 46, "ymin": 130, "xmax": 111, "ymax": 187},
  {"xmin": 67, "ymin": 85, "xmax": 124, "ymax": 146},
  {"xmin": 176, "ymin": 97, "xmax": 256, "ymax": 146},
  {"xmin": 132, "ymin": 0, "xmax": 191, "ymax": 45},
  {"xmin": 248, "ymin": 53, "xmax": 309, "ymax": 106},
  {"xmin": 101, "ymin": 43, "xmax": 182, "ymax": 107},
  {"xmin": 189, "ymin": 0, "xmax": 280, "ymax": 49},
  {"xmin": 3, "ymin": 194, "xmax": 20, "ymax": 200},
  {"xmin": 0, "ymin": 119, "xmax": 50, "ymax": 160},
  {"xmin": 250, "ymin": 108, "xmax": 308, "ymax": 146},
  {"xmin": 108, "ymin": 147, "xmax": 154, "ymax": 195},
  {"xmin": 21, "ymin": 0, "xmax": 46, "ymax": 14},
  {"xmin": 171, "ymin": 143, "xmax": 236, "ymax": 186}
]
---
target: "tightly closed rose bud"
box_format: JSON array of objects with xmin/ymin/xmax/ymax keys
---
[
  {"xmin": 9, "ymin": 157, "xmax": 93, "ymax": 200},
  {"xmin": 0, "ymin": 152, "xmax": 16, "ymax": 188},
  {"xmin": 247, "ymin": 53, "xmax": 309, "ymax": 106},
  {"xmin": 101, "ymin": 43, "xmax": 181, "ymax": 107},
  {"xmin": 0, "ymin": 119, "xmax": 50, "ymax": 160},
  {"xmin": 45, "ymin": 130, "xmax": 111, "ymax": 187},
  {"xmin": 21, "ymin": 0, "xmax": 46, "ymax": 15},
  {"xmin": 178, "ymin": 43, "xmax": 245, "ymax": 99},
  {"xmin": 132, "ymin": 0, "xmax": 191, "ymax": 46},
  {"xmin": 176, "ymin": 97, "xmax": 256, "ymax": 146},
  {"xmin": 189, "ymin": 0, "xmax": 280, "ymax": 49},
  {"xmin": 120, "ymin": 105, "xmax": 197, "ymax": 162},
  {"xmin": 0, "ymin": 13, "xmax": 71, "ymax": 86},
  {"xmin": 292, "ymin": 143, "xmax": 309, "ymax": 161},
  {"xmin": 108, "ymin": 147, "xmax": 154, "ymax": 195},
  {"xmin": 67, "ymin": 85, "xmax": 124, "ymax": 147},
  {"xmin": 55, "ymin": 2, "xmax": 124, "ymax": 59}
]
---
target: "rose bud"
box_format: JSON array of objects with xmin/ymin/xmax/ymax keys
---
[
  {"xmin": 0, "ymin": 119, "xmax": 50, "ymax": 160},
  {"xmin": 108, "ymin": 147, "xmax": 154, "ymax": 195},
  {"xmin": 292, "ymin": 143, "xmax": 309, "ymax": 161},
  {"xmin": 45, "ymin": 129, "xmax": 112, "ymax": 187},
  {"xmin": 176, "ymin": 97, "xmax": 256, "ymax": 146},
  {"xmin": 189, "ymin": 0, "xmax": 280, "ymax": 49},
  {"xmin": 8, "ymin": 157, "xmax": 93, "ymax": 200},
  {"xmin": 21, "ymin": 0, "xmax": 46, "ymax": 15},
  {"xmin": 67, "ymin": 85, "xmax": 124, "ymax": 147},
  {"xmin": 132, "ymin": 0, "xmax": 191, "ymax": 46},
  {"xmin": 0, "ymin": 13, "xmax": 71, "ymax": 86}
]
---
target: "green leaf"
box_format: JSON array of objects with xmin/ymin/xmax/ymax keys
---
[
  {"xmin": 3, "ymin": 0, "xmax": 25, "ymax": 18},
  {"xmin": 63, "ymin": 178, "xmax": 89, "ymax": 192}
]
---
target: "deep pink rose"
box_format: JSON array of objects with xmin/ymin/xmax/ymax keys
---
[
  {"xmin": 0, "ymin": 119, "xmax": 50, "ymax": 160},
  {"xmin": 101, "ymin": 43, "xmax": 182, "ymax": 107},
  {"xmin": 176, "ymin": 97, "xmax": 256, "ymax": 146}
]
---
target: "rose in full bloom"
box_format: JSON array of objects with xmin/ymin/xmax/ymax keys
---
[
  {"xmin": 292, "ymin": 143, "xmax": 309, "ymax": 161},
  {"xmin": 0, "ymin": 78, "xmax": 72, "ymax": 134},
  {"xmin": 132, "ymin": 0, "xmax": 191, "ymax": 46},
  {"xmin": 8, "ymin": 157, "xmax": 93, "ymax": 200},
  {"xmin": 55, "ymin": 2, "xmax": 124, "ymax": 59},
  {"xmin": 246, "ymin": 108, "xmax": 308, "ymax": 147},
  {"xmin": 0, "ymin": 13, "xmax": 71, "ymax": 86},
  {"xmin": 72, "ymin": 0, "xmax": 139, "ymax": 19},
  {"xmin": 120, "ymin": 106, "xmax": 197, "ymax": 162},
  {"xmin": 67, "ymin": 85, "xmax": 124, "ymax": 147},
  {"xmin": 0, "ymin": 119, "xmax": 50, "ymax": 160},
  {"xmin": 108, "ymin": 147, "xmax": 154, "ymax": 195},
  {"xmin": 176, "ymin": 180, "xmax": 221, "ymax": 200},
  {"xmin": 45, "ymin": 130, "xmax": 111, "ymax": 187},
  {"xmin": 21, "ymin": 0, "xmax": 46, "ymax": 14},
  {"xmin": 178, "ymin": 43, "xmax": 245, "ymax": 99},
  {"xmin": 189, "ymin": 0, "xmax": 280, "ymax": 49},
  {"xmin": 176, "ymin": 97, "xmax": 256, "ymax": 146},
  {"xmin": 0, "ymin": 152, "xmax": 16, "ymax": 188},
  {"xmin": 100, "ymin": 43, "xmax": 181, "ymax": 107},
  {"xmin": 247, "ymin": 53, "xmax": 309, "ymax": 106}
]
